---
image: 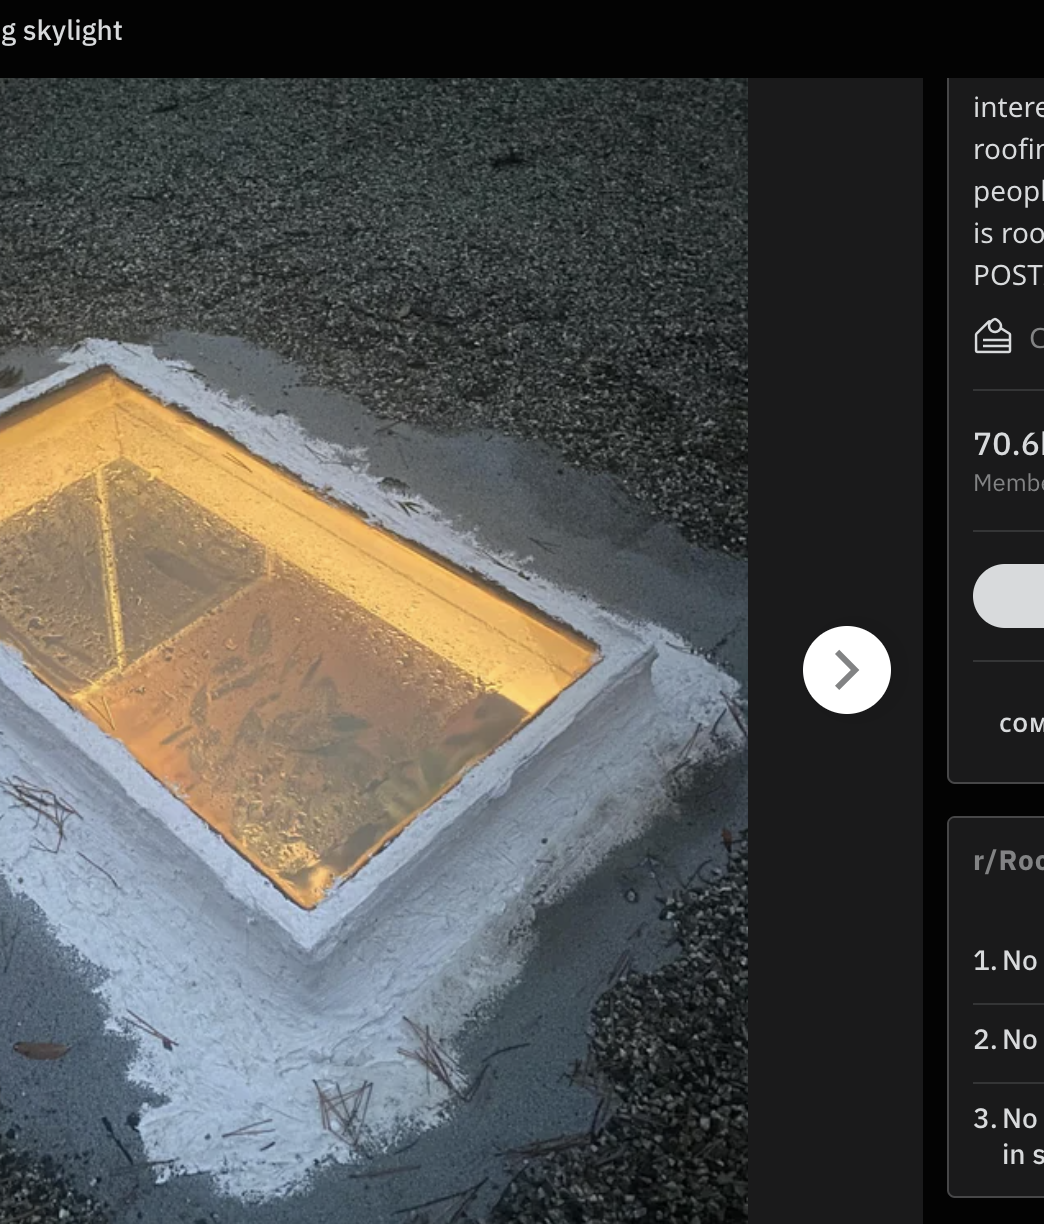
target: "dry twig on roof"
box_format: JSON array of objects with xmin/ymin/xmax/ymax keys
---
[
  {"xmin": 394, "ymin": 1177, "xmax": 488, "ymax": 1220},
  {"xmin": 720, "ymin": 690, "xmax": 748, "ymax": 738},
  {"xmin": 500, "ymin": 1131, "xmax": 592, "ymax": 1160},
  {"xmin": 76, "ymin": 850, "xmax": 120, "ymax": 888},
  {"xmin": 221, "ymin": 1118, "xmax": 274, "ymax": 1138},
  {"xmin": 1, "ymin": 776, "xmax": 81, "ymax": 853},
  {"xmin": 399, "ymin": 1016, "xmax": 480, "ymax": 1101},
  {"xmin": 606, "ymin": 949, "xmax": 633, "ymax": 989},
  {"xmin": 125, "ymin": 1010, "xmax": 178, "ymax": 1051},
  {"xmin": 314, "ymin": 1078, "xmax": 372, "ymax": 1151}
]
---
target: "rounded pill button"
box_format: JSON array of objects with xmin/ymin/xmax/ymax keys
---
[{"xmin": 973, "ymin": 564, "xmax": 1044, "ymax": 627}]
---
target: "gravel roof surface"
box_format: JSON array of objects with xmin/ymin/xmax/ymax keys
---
[
  {"xmin": 488, "ymin": 839, "xmax": 748, "ymax": 1224},
  {"xmin": 0, "ymin": 77, "xmax": 747, "ymax": 554},
  {"xmin": 0, "ymin": 1144, "xmax": 109, "ymax": 1224}
]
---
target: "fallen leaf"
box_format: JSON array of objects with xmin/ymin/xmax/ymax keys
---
[
  {"xmin": 721, "ymin": 828, "xmax": 734, "ymax": 854},
  {"xmin": 13, "ymin": 1041, "xmax": 70, "ymax": 1060}
]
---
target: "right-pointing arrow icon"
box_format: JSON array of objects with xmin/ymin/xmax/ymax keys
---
[
  {"xmin": 804, "ymin": 627, "xmax": 889, "ymax": 713},
  {"xmin": 835, "ymin": 650, "xmax": 859, "ymax": 689}
]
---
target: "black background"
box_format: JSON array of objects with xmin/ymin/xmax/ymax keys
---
[{"xmin": 753, "ymin": 79, "xmax": 923, "ymax": 1215}]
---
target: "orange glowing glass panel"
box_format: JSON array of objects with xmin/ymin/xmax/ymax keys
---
[{"xmin": 0, "ymin": 371, "xmax": 598, "ymax": 907}]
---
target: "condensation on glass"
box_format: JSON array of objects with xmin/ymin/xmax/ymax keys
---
[{"xmin": 0, "ymin": 371, "xmax": 599, "ymax": 907}]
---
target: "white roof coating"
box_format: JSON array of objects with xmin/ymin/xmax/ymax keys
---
[{"xmin": 0, "ymin": 342, "xmax": 742, "ymax": 1199}]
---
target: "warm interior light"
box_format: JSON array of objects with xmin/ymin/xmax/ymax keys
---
[{"xmin": 0, "ymin": 370, "xmax": 599, "ymax": 907}]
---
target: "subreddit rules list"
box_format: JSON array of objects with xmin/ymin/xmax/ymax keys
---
[{"xmin": 947, "ymin": 79, "xmax": 1044, "ymax": 783}]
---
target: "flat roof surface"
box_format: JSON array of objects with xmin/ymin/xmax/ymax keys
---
[{"xmin": 0, "ymin": 77, "xmax": 747, "ymax": 1224}]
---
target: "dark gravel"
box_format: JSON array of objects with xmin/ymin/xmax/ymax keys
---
[
  {"xmin": 0, "ymin": 1142, "xmax": 109, "ymax": 1223},
  {"xmin": 0, "ymin": 77, "xmax": 747, "ymax": 554},
  {"xmin": 489, "ymin": 838, "xmax": 748, "ymax": 1223}
]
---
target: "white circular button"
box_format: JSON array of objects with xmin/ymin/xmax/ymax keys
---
[{"xmin": 803, "ymin": 625, "xmax": 890, "ymax": 713}]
